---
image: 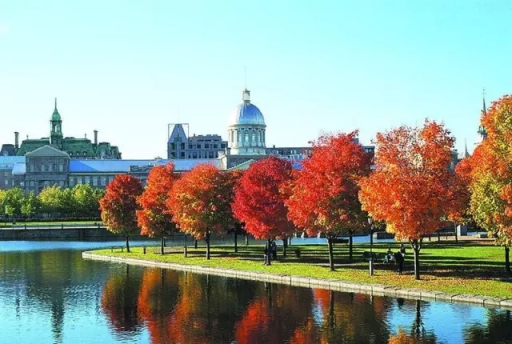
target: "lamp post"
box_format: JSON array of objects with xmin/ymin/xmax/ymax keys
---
[{"xmin": 368, "ymin": 216, "xmax": 374, "ymax": 276}]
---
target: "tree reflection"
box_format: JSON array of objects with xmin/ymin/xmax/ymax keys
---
[
  {"xmin": 101, "ymin": 265, "xmax": 143, "ymax": 335},
  {"xmin": 389, "ymin": 300, "xmax": 437, "ymax": 344},
  {"xmin": 137, "ymin": 268, "xmax": 179, "ymax": 343},
  {"xmin": 464, "ymin": 309, "xmax": 512, "ymax": 343},
  {"xmin": 234, "ymin": 283, "xmax": 315, "ymax": 343}
]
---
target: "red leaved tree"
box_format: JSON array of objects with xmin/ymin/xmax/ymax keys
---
[
  {"xmin": 100, "ymin": 174, "xmax": 143, "ymax": 252},
  {"xmin": 359, "ymin": 120, "xmax": 457, "ymax": 280},
  {"xmin": 137, "ymin": 163, "xmax": 179, "ymax": 254},
  {"xmin": 168, "ymin": 164, "xmax": 236, "ymax": 260},
  {"xmin": 286, "ymin": 132, "xmax": 372, "ymax": 271},
  {"xmin": 232, "ymin": 156, "xmax": 296, "ymax": 263}
]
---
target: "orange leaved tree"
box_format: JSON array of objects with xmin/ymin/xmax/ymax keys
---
[
  {"xmin": 100, "ymin": 174, "xmax": 143, "ymax": 252},
  {"xmin": 359, "ymin": 120, "xmax": 457, "ymax": 280},
  {"xmin": 465, "ymin": 95, "xmax": 512, "ymax": 272},
  {"xmin": 286, "ymin": 132, "xmax": 372, "ymax": 271},
  {"xmin": 232, "ymin": 156, "xmax": 296, "ymax": 263},
  {"xmin": 168, "ymin": 164, "xmax": 237, "ymax": 260},
  {"xmin": 137, "ymin": 163, "xmax": 179, "ymax": 254}
]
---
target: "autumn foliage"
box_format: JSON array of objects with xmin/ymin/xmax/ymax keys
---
[
  {"xmin": 137, "ymin": 163, "xmax": 178, "ymax": 253},
  {"xmin": 286, "ymin": 131, "xmax": 371, "ymax": 270},
  {"xmin": 168, "ymin": 164, "xmax": 237, "ymax": 259},
  {"xmin": 232, "ymin": 156, "xmax": 295, "ymax": 240},
  {"xmin": 358, "ymin": 120, "xmax": 457, "ymax": 279},
  {"xmin": 464, "ymin": 95, "xmax": 512, "ymax": 246},
  {"xmin": 100, "ymin": 174, "xmax": 143, "ymax": 252}
]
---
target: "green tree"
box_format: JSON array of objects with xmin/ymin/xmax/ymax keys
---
[
  {"xmin": 3, "ymin": 187, "xmax": 25, "ymax": 217},
  {"xmin": 38, "ymin": 185, "xmax": 64, "ymax": 217},
  {"xmin": 73, "ymin": 184, "xmax": 102, "ymax": 218},
  {"xmin": 21, "ymin": 192, "xmax": 40, "ymax": 218}
]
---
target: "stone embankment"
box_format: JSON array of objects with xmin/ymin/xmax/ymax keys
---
[{"xmin": 82, "ymin": 251, "xmax": 512, "ymax": 311}]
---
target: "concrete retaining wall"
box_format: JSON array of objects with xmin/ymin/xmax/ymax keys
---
[
  {"xmin": 0, "ymin": 227, "xmax": 131, "ymax": 240},
  {"xmin": 82, "ymin": 251, "xmax": 512, "ymax": 311}
]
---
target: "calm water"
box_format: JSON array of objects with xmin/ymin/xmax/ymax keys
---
[{"xmin": 0, "ymin": 241, "xmax": 511, "ymax": 344}]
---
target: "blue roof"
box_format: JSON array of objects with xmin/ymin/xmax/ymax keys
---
[
  {"xmin": 69, "ymin": 159, "xmax": 222, "ymax": 173},
  {"xmin": 0, "ymin": 156, "xmax": 24, "ymax": 169},
  {"xmin": 12, "ymin": 162, "xmax": 26, "ymax": 175},
  {"xmin": 228, "ymin": 103, "xmax": 265, "ymax": 126}
]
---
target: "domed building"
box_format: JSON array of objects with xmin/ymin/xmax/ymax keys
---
[{"xmin": 227, "ymin": 89, "xmax": 267, "ymax": 155}]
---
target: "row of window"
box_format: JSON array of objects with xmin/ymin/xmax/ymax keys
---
[
  {"xmin": 169, "ymin": 151, "xmax": 217, "ymax": 159},
  {"xmin": 69, "ymin": 175, "xmax": 115, "ymax": 187},
  {"xmin": 170, "ymin": 143, "xmax": 227, "ymax": 150}
]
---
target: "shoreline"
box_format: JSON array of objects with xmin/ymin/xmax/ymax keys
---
[{"xmin": 82, "ymin": 251, "xmax": 512, "ymax": 311}]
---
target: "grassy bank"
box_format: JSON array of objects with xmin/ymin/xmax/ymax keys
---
[{"xmin": 92, "ymin": 241, "xmax": 512, "ymax": 298}]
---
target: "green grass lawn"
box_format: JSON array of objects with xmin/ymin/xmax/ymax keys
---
[
  {"xmin": 92, "ymin": 240, "xmax": 512, "ymax": 298},
  {"xmin": 0, "ymin": 220, "xmax": 101, "ymax": 228}
]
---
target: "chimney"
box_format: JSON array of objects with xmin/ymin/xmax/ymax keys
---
[
  {"xmin": 14, "ymin": 132, "xmax": 19, "ymax": 150},
  {"xmin": 94, "ymin": 130, "xmax": 98, "ymax": 145}
]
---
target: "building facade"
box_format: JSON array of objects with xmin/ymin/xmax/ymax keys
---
[
  {"xmin": 0, "ymin": 99, "xmax": 121, "ymax": 159},
  {"xmin": 167, "ymin": 124, "xmax": 227, "ymax": 159},
  {"xmin": 1, "ymin": 88, "xmax": 378, "ymax": 193}
]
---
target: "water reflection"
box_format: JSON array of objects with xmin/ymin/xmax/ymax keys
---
[{"xmin": 0, "ymin": 242, "xmax": 511, "ymax": 343}]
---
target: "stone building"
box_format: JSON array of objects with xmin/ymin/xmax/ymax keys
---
[
  {"xmin": 0, "ymin": 99, "xmax": 121, "ymax": 159},
  {"xmin": 167, "ymin": 124, "xmax": 227, "ymax": 159}
]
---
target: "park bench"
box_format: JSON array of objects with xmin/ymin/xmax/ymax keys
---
[{"xmin": 110, "ymin": 246, "xmax": 124, "ymax": 253}]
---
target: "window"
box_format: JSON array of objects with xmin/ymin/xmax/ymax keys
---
[
  {"xmin": 180, "ymin": 152, "xmax": 185, "ymax": 158},
  {"xmin": 171, "ymin": 143, "xmax": 176, "ymax": 150},
  {"xmin": 188, "ymin": 145, "xmax": 193, "ymax": 149},
  {"xmin": 3, "ymin": 172, "xmax": 8, "ymax": 177},
  {"xmin": 101, "ymin": 176, "xmax": 107, "ymax": 186},
  {"xmin": 20, "ymin": 181, "xmax": 24, "ymax": 187},
  {"xmin": 85, "ymin": 176, "xmax": 90, "ymax": 185},
  {"xmin": 76, "ymin": 176, "xmax": 83, "ymax": 184},
  {"xmin": 69, "ymin": 177, "xmax": 75, "ymax": 187},
  {"xmin": 197, "ymin": 144, "xmax": 201, "ymax": 149},
  {"xmin": 92, "ymin": 176, "xmax": 98, "ymax": 186},
  {"xmin": 108, "ymin": 176, "xmax": 114, "ymax": 183},
  {"xmin": 221, "ymin": 144, "xmax": 226, "ymax": 149},
  {"xmin": 59, "ymin": 163, "xmax": 64, "ymax": 172},
  {"xmin": 29, "ymin": 181, "xmax": 35, "ymax": 187},
  {"xmin": 59, "ymin": 181, "xmax": 64, "ymax": 187},
  {"xmin": 180, "ymin": 143, "xmax": 185, "ymax": 150},
  {"xmin": 4, "ymin": 180, "xmax": 8, "ymax": 186},
  {"xmin": 205, "ymin": 144, "xmax": 209, "ymax": 149},
  {"xmin": 48, "ymin": 164, "xmax": 52, "ymax": 172},
  {"xmin": 30, "ymin": 164, "xmax": 34, "ymax": 172},
  {"xmin": 213, "ymin": 144, "xmax": 218, "ymax": 149}
]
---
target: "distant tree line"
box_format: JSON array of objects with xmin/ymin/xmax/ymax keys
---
[{"xmin": 0, "ymin": 184, "xmax": 104, "ymax": 221}]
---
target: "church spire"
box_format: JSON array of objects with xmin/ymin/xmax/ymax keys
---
[
  {"xmin": 55, "ymin": 97, "xmax": 57, "ymax": 111},
  {"xmin": 464, "ymin": 138, "xmax": 470, "ymax": 158},
  {"xmin": 482, "ymin": 88, "xmax": 487, "ymax": 114}
]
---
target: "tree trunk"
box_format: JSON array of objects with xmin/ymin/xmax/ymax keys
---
[
  {"xmin": 245, "ymin": 234, "xmax": 249, "ymax": 246},
  {"xmin": 282, "ymin": 237, "xmax": 288, "ymax": 257},
  {"xmin": 349, "ymin": 231, "xmax": 353, "ymax": 263},
  {"xmin": 125, "ymin": 235, "xmax": 130, "ymax": 253},
  {"xmin": 411, "ymin": 239, "xmax": 421, "ymax": 280},
  {"xmin": 234, "ymin": 232, "xmax": 238, "ymax": 253},
  {"xmin": 505, "ymin": 246, "xmax": 511, "ymax": 273},
  {"xmin": 327, "ymin": 237, "xmax": 335, "ymax": 271},
  {"xmin": 454, "ymin": 222, "xmax": 458, "ymax": 244},
  {"xmin": 160, "ymin": 236, "xmax": 165, "ymax": 255},
  {"xmin": 194, "ymin": 240, "xmax": 198, "ymax": 249},
  {"xmin": 206, "ymin": 231, "xmax": 211, "ymax": 260},
  {"xmin": 266, "ymin": 239, "xmax": 272, "ymax": 266}
]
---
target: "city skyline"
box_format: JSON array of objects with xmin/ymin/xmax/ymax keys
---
[{"xmin": 1, "ymin": 1, "xmax": 511, "ymax": 158}]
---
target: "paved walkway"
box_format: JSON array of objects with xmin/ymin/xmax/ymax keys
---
[{"xmin": 82, "ymin": 251, "xmax": 512, "ymax": 311}]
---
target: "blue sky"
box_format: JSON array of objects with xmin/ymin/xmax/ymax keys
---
[{"xmin": 1, "ymin": 0, "xmax": 511, "ymax": 158}]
